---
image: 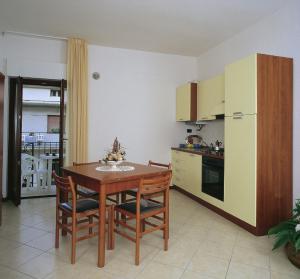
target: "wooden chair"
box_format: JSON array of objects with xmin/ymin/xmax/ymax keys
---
[
  {"xmin": 111, "ymin": 172, "xmax": 172, "ymax": 265},
  {"xmin": 121, "ymin": 160, "xmax": 171, "ymax": 203},
  {"xmin": 73, "ymin": 162, "xmax": 120, "ymax": 204},
  {"xmin": 53, "ymin": 171, "xmax": 113, "ymax": 264}
]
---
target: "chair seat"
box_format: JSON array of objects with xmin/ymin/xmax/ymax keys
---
[
  {"xmin": 60, "ymin": 198, "xmax": 99, "ymax": 213},
  {"xmin": 77, "ymin": 187, "xmax": 98, "ymax": 197},
  {"xmin": 117, "ymin": 199, "xmax": 162, "ymax": 214}
]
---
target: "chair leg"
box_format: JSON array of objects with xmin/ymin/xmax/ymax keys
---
[
  {"xmin": 121, "ymin": 192, "xmax": 126, "ymax": 223},
  {"xmin": 55, "ymin": 209, "xmax": 59, "ymax": 248},
  {"xmin": 121, "ymin": 192, "xmax": 126, "ymax": 203},
  {"xmin": 163, "ymin": 212, "xmax": 168, "ymax": 251},
  {"xmin": 89, "ymin": 216, "xmax": 93, "ymax": 235},
  {"xmin": 115, "ymin": 193, "xmax": 120, "ymax": 226},
  {"xmin": 140, "ymin": 218, "xmax": 145, "ymax": 238},
  {"xmin": 55, "ymin": 222, "xmax": 59, "ymax": 248},
  {"xmin": 62, "ymin": 215, "xmax": 68, "ymax": 236},
  {"xmin": 135, "ymin": 218, "xmax": 140, "ymax": 265},
  {"xmin": 71, "ymin": 216, "xmax": 76, "ymax": 264},
  {"xmin": 108, "ymin": 206, "xmax": 115, "ymax": 250}
]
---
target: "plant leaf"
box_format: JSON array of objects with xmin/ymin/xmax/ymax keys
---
[
  {"xmin": 268, "ymin": 221, "xmax": 296, "ymax": 235},
  {"xmin": 272, "ymin": 231, "xmax": 290, "ymax": 250}
]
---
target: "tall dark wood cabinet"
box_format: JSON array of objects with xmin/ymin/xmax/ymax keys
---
[{"xmin": 0, "ymin": 73, "xmax": 4, "ymax": 225}]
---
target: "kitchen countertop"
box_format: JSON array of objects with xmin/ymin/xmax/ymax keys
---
[{"xmin": 171, "ymin": 147, "xmax": 224, "ymax": 160}]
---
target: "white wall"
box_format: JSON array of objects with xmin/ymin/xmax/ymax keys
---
[
  {"xmin": 88, "ymin": 45, "xmax": 197, "ymax": 163},
  {"xmin": 2, "ymin": 34, "xmax": 66, "ymax": 78},
  {"xmin": 196, "ymin": 0, "xmax": 300, "ymax": 201},
  {"xmin": 0, "ymin": 35, "xmax": 197, "ymax": 197}
]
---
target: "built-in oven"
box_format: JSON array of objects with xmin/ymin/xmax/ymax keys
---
[{"xmin": 202, "ymin": 156, "xmax": 224, "ymax": 201}]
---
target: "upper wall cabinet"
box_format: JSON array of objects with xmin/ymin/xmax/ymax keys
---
[
  {"xmin": 197, "ymin": 73, "xmax": 225, "ymax": 120},
  {"xmin": 225, "ymin": 54, "xmax": 257, "ymax": 116},
  {"xmin": 176, "ymin": 83, "xmax": 197, "ymax": 121}
]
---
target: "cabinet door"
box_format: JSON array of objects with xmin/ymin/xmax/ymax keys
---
[
  {"xmin": 171, "ymin": 150, "xmax": 202, "ymax": 196},
  {"xmin": 197, "ymin": 81, "xmax": 216, "ymax": 120},
  {"xmin": 210, "ymin": 74, "xmax": 225, "ymax": 116},
  {"xmin": 176, "ymin": 84, "xmax": 191, "ymax": 121},
  {"xmin": 185, "ymin": 153, "xmax": 202, "ymax": 197},
  {"xmin": 197, "ymin": 74, "xmax": 224, "ymax": 120},
  {"xmin": 171, "ymin": 150, "xmax": 188, "ymax": 188},
  {"xmin": 225, "ymin": 54, "xmax": 257, "ymax": 116},
  {"xmin": 224, "ymin": 115, "xmax": 256, "ymax": 226}
]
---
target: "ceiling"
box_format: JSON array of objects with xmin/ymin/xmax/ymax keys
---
[{"xmin": 0, "ymin": 0, "xmax": 290, "ymax": 56}]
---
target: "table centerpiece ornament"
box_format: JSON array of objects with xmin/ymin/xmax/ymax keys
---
[
  {"xmin": 96, "ymin": 137, "xmax": 134, "ymax": 172},
  {"xmin": 103, "ymin": 137, "xmax": 126, "ymax": 169}
]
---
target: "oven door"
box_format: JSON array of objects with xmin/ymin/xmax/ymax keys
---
[{"xmin": 202, "ymin": 158, "xmax": 224, "ymax": 201}]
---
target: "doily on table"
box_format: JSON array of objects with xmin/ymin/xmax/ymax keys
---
[{"xmin": 96, "ymin": 166, "xmax": 135, "ymax": 172}]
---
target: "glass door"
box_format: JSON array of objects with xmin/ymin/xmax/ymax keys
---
[{"xmin": 8, "ymin": 78, "xmax": 67, "ymax": 201}]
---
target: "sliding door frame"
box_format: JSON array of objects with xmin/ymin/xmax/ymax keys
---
[{"xmin": 7, "ymin": 77, "xmax": 67, "ymax": 205}]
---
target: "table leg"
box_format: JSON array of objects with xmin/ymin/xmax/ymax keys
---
[{"xmin": 98, "ymin": 184, "xmax": 106, "ymax": 267}]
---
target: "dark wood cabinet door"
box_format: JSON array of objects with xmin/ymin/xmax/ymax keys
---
[{"xmin": 0, "ymin": 73, "xmax": 4, "ymax": 224}]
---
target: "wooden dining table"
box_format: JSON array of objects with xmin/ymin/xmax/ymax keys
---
[{"xmin": 62, "ymin": 161, "xmax": 171, "ymax": 267}]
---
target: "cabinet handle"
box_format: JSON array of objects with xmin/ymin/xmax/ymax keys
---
[
  {"xmin": 233, "ymin": 116, "xmax": 243, "ymax": 119},
  {"xmin": 233, "ymin": 112, "xmax": 243, "ymax": 116}
]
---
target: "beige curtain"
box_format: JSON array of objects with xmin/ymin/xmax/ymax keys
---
[{"xmin": 67, "ymin": 38, "xmax": 88, "ymax": 164}]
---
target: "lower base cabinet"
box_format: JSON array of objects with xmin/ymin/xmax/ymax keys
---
[{"xmin": 171, "ymin": 150, "xmax": 202, "ymax": 197}]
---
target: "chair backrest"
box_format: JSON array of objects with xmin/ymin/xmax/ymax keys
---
[
  {"xmin": 140, "ymin": 172, "xmax": 172, "ymax": 196},
  {"xmin": 53, "ymin": 171, "xmax": 76, "ymax": 200},
  {"xmin": 148, "ymin": 160, "xmax": 171, "ymax": 170}
]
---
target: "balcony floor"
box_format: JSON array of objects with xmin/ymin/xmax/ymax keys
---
[{"xmin": 21, "ymin": 184, "xmax": 56, "ymax": 197}]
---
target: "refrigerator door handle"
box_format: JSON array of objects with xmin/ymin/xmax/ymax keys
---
[{"xmin": 233, "ymin": 112, "xmax": 243, "ymax": 115}]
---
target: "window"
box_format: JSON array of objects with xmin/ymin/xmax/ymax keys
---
[
  {"xmin": 47, "ymin": 115, "xmax": 60, "ymax": 133},
  {"xmin": 50, "ymin": 90, "xmax": 61, "ymax": 97}
]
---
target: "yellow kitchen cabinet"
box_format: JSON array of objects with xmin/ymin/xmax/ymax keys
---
[
  {"xmin": 225, "ymin": 54, "xmax": 257, "ymax": 116},
  {"xmin": 210, "ymin": 74, "xmax": 225, "ymax": 115},
  {"xmin": 171, "ymin": 150, "xmax": 188, "ymax": 189},
  {"xmin": 184, "ymin": 153, "xmax": 202, "ymax": 197},
  {"xmin": 171, "ymin": 150, "xmax": 202, "ymax": 197},
  {"xmin": 197, "ymin": 74, "xmax": 225, "ymax": 120},
  {"xmin": 176, "ymin": 83, "xmax": 197, "ymax": 121},
  {"xmin": 224, "ymin": 114, "xmax": 257, "ymax": 226}
]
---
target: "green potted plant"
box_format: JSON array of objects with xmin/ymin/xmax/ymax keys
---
[{"xmin": 268, "ymin": 199, "xmax": 300, "ymax": 268}]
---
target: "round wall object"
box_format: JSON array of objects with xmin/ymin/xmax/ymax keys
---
[{"xmin": 92, "ymin": 72, "xmax": 100, "ymax": 80}]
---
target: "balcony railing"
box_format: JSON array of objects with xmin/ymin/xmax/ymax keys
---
[{"xmin": 21, "ymin": 132, "xmax": 63, "ymax": 189}]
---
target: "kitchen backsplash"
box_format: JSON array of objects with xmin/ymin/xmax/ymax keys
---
[
  {"xmin": 186, "ymin": 119, "xmax": 224, "ymax": 146},
  {"xmin": 199, "ymin": 119, "xmax": 224, "ymax": 146}
]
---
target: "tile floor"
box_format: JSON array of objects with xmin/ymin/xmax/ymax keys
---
[{"xmin": 0, "ymin": 190, "xmax": 299, "ymax": 279}]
